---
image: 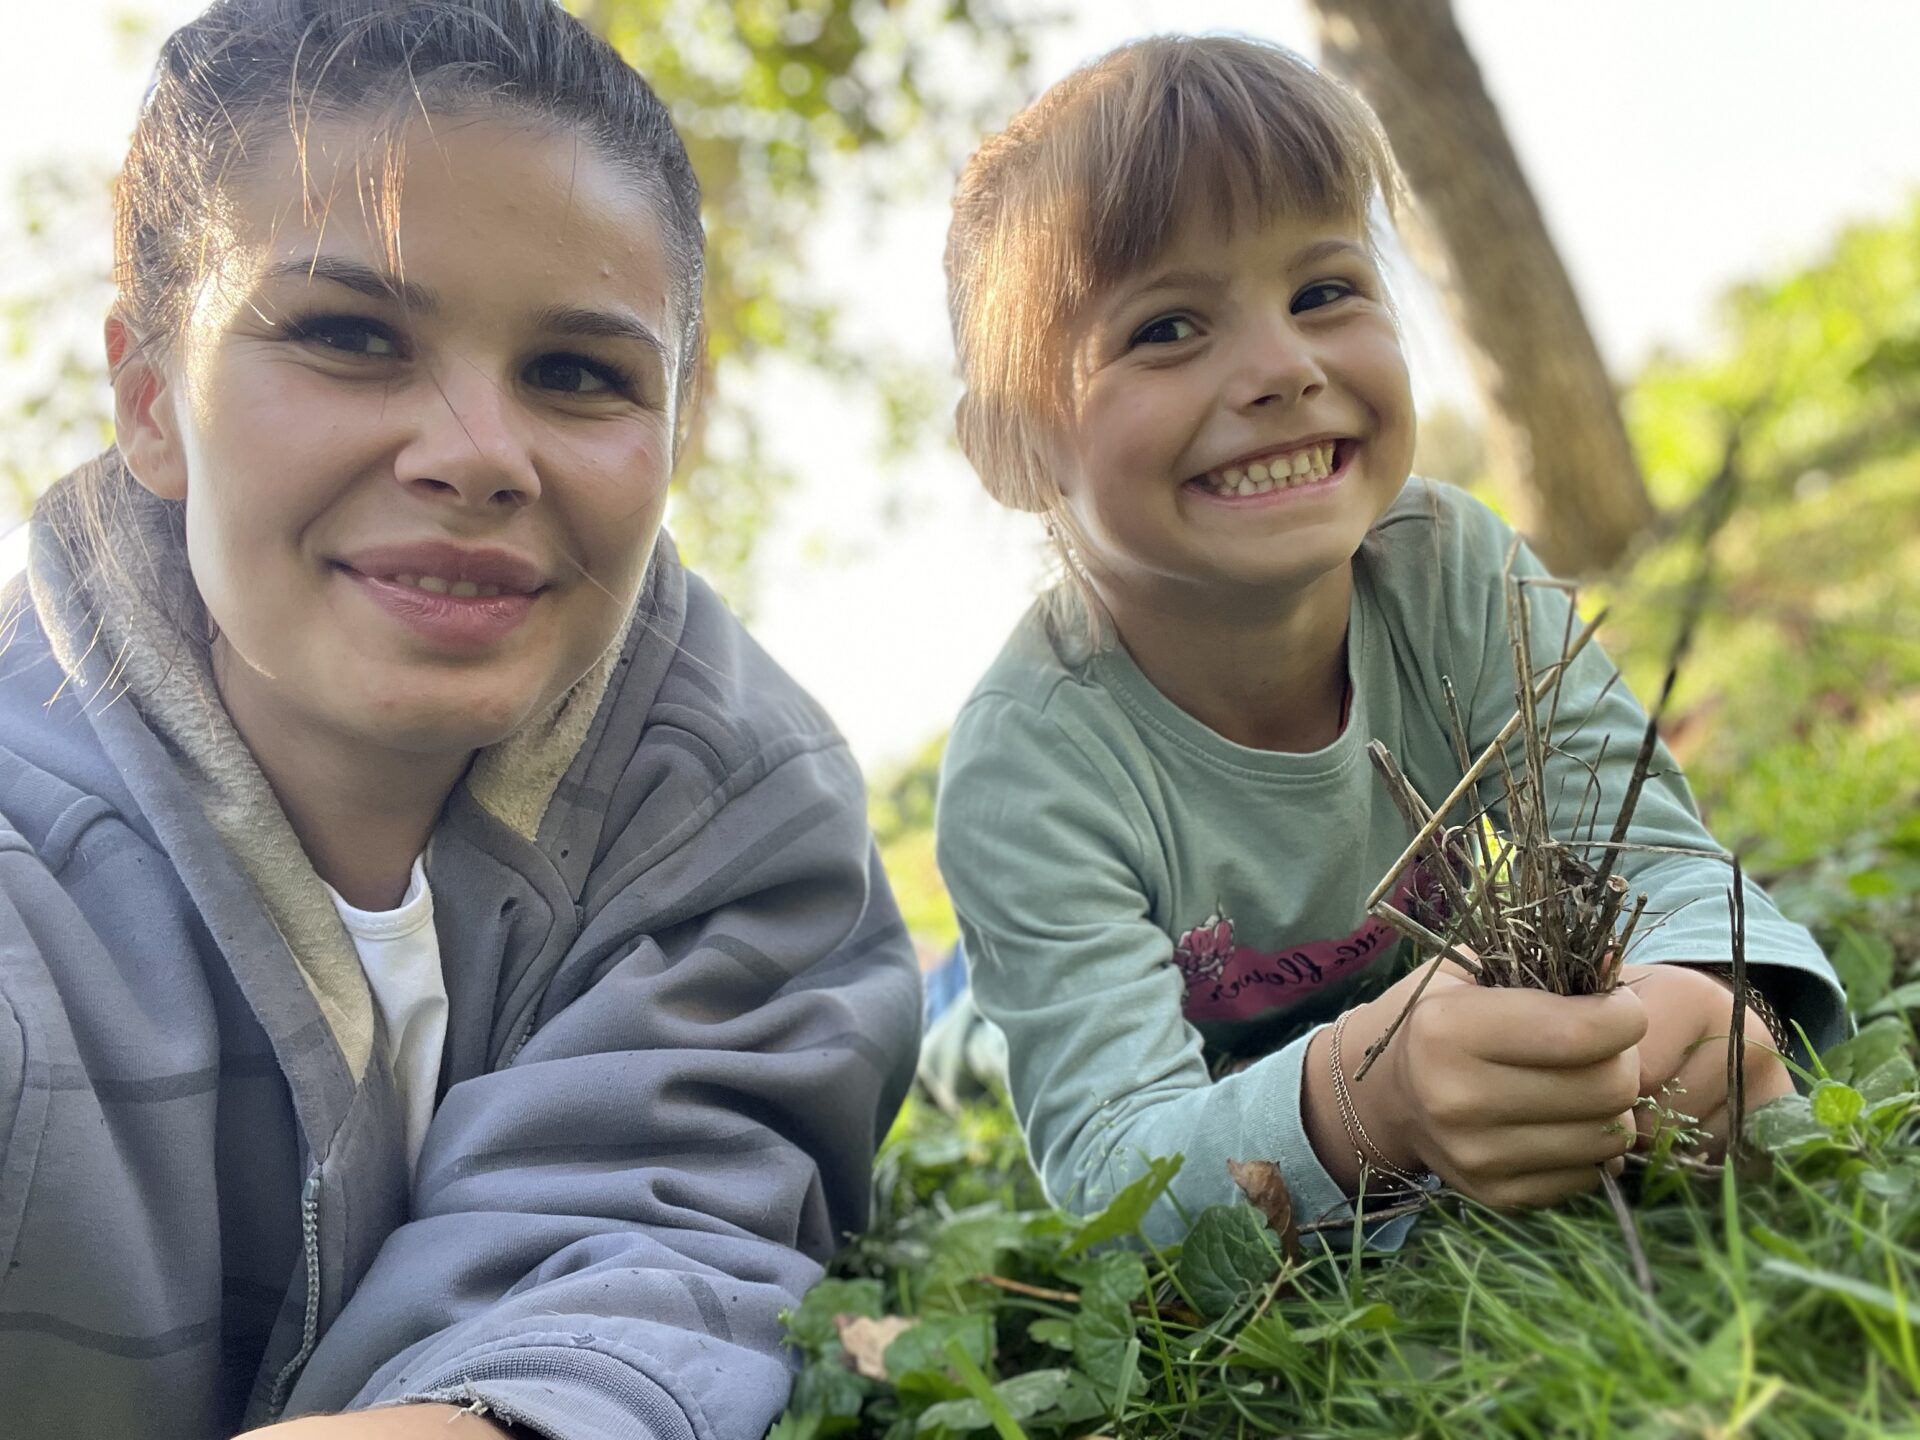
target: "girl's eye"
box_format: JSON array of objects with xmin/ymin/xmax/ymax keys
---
[
  {"xmin": 287, "ymin": 315, "xmax": 401, "ymax": 357},
  {"xmin": 1293, "ymin": 281, "xmax": 1356, "ymax": 313},
  {"xmin": 528, "ymin": 354, "xmax": 628, "ymax": 396},
  {"xmin": 1130, "ymin": 315, "xmax": 1199, "ymax": 347}
]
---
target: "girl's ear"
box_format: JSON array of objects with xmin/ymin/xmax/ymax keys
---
[{"xmin": 106, "ymin": 315, "xmax": 189, "ymax": 501}]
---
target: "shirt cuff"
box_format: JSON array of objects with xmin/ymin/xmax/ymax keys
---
[{"xmin": 1264, "ymin": 1022, "xmax": 1425, "ymax": 1253}]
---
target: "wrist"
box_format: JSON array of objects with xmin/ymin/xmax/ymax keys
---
[
  {"xmin": 1344, "ymin": 995, "xmax": 1426, "ymax": 1177},
  {"xmin": 1304, "ymin": 999, "xmax": 1428, "ymax": 1198}
]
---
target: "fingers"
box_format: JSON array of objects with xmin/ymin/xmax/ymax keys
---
[
  {"xmin": 1465, "ymin": 1165, "xmax": 1613, "ymax": 1210},
  {"xmin": 1436, "ymin": 1112, "xmax": 1635, "ymax": 1178},
  {"xmin": 1438, "ymin": 984, "xmax": 1648, "ymax": 1068},
  {"xmin": 1422, "ymin": 1048, "xmax": 1641, "ymax": 1127}
]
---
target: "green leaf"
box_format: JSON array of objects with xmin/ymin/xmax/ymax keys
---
[
  {"xmin": 765, "ymin": 1411, "xmax": 825, "ymax": 1440},
  {"xmin": 1064, "ymin": 1155, "xmax": 1183, "ymax": 1255},
  {"xmin": 1821, "ymin": 1016, "xmax": 1913, "ymax": 1087},
  {"xmin": 1858, "ymin": 1162, "xmax": 1919, "ymax": 1203},
  {"xmin": 921, "ymin": 1209, "xmax": 1046, "ymax": 1297},
  {"xmin": 915, "ymin": 1368, "xmax": 1101, "ymax": 1437},
  {"xmin": 1866, "ymin": 981, "xmax": 1920, "ymax": 1019},
  {"xmin": 1744, "ymin": 1095, "xmax": 1831, "ymax": 1155},
  {"xmin": 1810, "ymin": 1080, "xmax": 1866, "ymax": 1132},
  {"xmin": 1856, "ymin": 1052, "xmax": 1920, "ymax": 1105},
  {"xmin": 1176, "ymin": 1204, "xmax": 1282, "ymax": 1320},
  {"xmin": 1067, "ymin": 1252, "xmax": 1148, "ymax": 1395},
  {"xmin": 1831, "ymin": 926, "xmax": 1896, "ymax": 1009},
  {"xmin": 786, "ymin": 1278, "xmax": 885, "ymax": 1352},
  {"xmin": 883, "ymin": 1313, "xmax": 994, "ymax": 1383},
  {"xmin": 1026, "ymin": 1318, "xmax": 1074, "ymax": 1351},
  {"xmin": 789, "ymin": 1358, "xmax": 872, "ymax": 1420}
]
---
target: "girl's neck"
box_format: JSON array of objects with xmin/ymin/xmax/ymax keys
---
[
  {"xmin": 212, "ymin": 643, "xmax": 468, "ymax": 911},
  {"xmin": 1098, "ymin": 563, "xmax": 1356, "ymax": 753}
]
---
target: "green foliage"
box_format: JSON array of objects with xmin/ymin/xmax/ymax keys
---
[
  {"xmin": 783, "ymin": 994, "xmax": 1920, "ymax": 1437},
  {"xmin": 1601, "ymin": 200, "xmax": 1920, "ymax": 882},
  {"xmin": 870, "ymin": 733, "xmax": 959, "ymax": 947},
  {"xmin": 571, "ymin": 0, "xmax": 1035, "ymax": 607}
]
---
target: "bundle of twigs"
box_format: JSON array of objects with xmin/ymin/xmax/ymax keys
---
[{"xmin": 1352, "ymin": 450, "xmax": 1762, "ymax": 1296}]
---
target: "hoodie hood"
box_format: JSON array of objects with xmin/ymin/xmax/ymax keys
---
[{"xmin": 26, "ymin": 454, "xmax": 636, "ymax": 1079}]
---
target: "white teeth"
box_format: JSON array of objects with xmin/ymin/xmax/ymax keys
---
[
  {"xmin": 384, "ymin": 574, "xmax": 503, "ymax": 597},
  {"xmin": 1203, "ymin": 441, "xmax": 1340, "ymax": 496}
]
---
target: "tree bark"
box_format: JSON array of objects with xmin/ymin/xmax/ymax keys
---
[{"xmin": 1308, "ymin": 0, "xmax": 1653, "ymax": 573}]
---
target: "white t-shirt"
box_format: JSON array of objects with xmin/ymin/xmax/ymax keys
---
[{"xmin": 324, "ymin": 857, "xmax": 447, "ymax": 1177}]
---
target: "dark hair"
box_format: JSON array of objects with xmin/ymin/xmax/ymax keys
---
[
  {"xmin": 118, "ymin": 0, "xmax": 704, "ymax": 411},
  {"xmin": 46, "ymin": 0, "xmax": 706, "ymax": 635}
]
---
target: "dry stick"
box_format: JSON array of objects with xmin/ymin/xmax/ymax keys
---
[
  {"xmin": 1353, "ymin": 904, "xmax": 1484, "ymax": 1083},
  {"xmin": 1367, "ymin": 742, "xmax": 1485, "ymax": 954},
  {"xmin": 1727, "ymin": 858, "xmax": 1750, "ymax": 1164},
  {"xmin": 1599, "ymin": 1167, "xmax": 1657, "ymax": 1298},
  {"xmin": 1364, "ymin": 609, "xmax": 1608, "ymax": 914}
]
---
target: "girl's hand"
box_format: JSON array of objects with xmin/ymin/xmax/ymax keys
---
[
  {"xmin": 1619, "ymin": 963, "xmax": 1794, "ymax": 1158},
  {"xmin": 1316, "ymin": 959, "xmax": 1648, "ymax": 1209}
]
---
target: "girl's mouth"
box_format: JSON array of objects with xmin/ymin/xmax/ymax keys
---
[{"xmin": 1183, "ymin": 439, "xmax": 1355, "ymax": 504}]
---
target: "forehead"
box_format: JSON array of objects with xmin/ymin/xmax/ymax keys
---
[
  {"xmin": 1094, "ymin": 208, "xmax": 1374, "ymax": 308},
  {"xmin": 214, "ymin": 112, "xmax": 674, "ymax": 328}
]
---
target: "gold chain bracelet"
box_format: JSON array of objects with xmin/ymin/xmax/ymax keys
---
[{"xmin": 1328, "ymin": 1010, "xmax": 1431, "ymax": 1196}]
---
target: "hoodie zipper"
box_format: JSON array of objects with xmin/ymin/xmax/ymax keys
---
[{"xmin": 264, "ymin": 1169, "xmax": 325, "ymax": 1420}]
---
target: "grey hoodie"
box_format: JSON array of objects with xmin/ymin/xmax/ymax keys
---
[{"xmin": 0, "ymin": 464, "xmax": 919, "ymax": 1439}]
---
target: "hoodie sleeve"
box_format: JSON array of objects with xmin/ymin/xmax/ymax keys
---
[{"xmin": 288, "ymin": 736, "xmax": 920, "ymax": 1440}]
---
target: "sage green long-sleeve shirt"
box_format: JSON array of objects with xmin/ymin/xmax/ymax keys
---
[{"xmin": 935, "ymin": 480, "xmax": 1843, "ymax": 1245}]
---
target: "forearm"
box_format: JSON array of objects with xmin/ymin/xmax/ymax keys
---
[{"xmin": 244, "ymin": 1405, "xmax": 514, "ymax": 1438}]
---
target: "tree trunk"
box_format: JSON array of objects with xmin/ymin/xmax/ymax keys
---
[{"xmin": 1308, "ymin": 0, "xmax": 1653, "ymax": 574}]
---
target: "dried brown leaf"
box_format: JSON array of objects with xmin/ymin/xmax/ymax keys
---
[
  {"xmin": 1227, "ymin": 1158, "xmax": 1300, "ymax": 1262},
  {"xmin": 834, "ymin": 1313, "xmax": 915, "ymax": 1381}
]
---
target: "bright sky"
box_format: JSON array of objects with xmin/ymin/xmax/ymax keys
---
[{"xmin": 3, "ymin": 1, "xmax": 1919, "ymax": 773}]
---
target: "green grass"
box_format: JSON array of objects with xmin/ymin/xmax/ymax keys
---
[
  {"xmin": 776, "ymin": 1008, "xmax": 1920, "ymax": 1438},
  {"xmin": 776, "ymin": 862, "xmax": 1920, "ymax": 1440}
]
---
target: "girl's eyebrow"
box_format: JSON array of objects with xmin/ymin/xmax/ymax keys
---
[
  {"xmin": 261, "ymin": 254, "xmax": 438, "ymax": 311},
  {"xmin": 1116, "ymin": 267, "xmax": 1228, "ymax": 306},
  {"xmin": 1289, "ymin": 238, "xmax": 1370, "ymax": 268}
]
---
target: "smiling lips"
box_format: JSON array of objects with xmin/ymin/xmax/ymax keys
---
[
  {"xmin": 1190, "ymin": 439, "xmax": 1345, "ymax": 499},
  {"xmin": 336, "ymin": 542, "xmax": 547, "ymax": 649}
]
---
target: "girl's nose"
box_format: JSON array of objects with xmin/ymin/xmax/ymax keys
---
[
  {"xmin": 1230, "ymin": 316, "xmax": 1327, "ymax": 412},
  {"xmin": 392, "ymin": 368, "xmax": 543, "ymax": 510}
]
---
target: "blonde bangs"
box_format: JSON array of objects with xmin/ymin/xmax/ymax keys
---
[{"xmin": 947, "ymin": 35, "xmax": 1399, "ymax": 514}]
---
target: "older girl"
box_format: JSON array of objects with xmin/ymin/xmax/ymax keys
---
[{"xmin": 0, "ymin": 2, "xmax": 917, "ymax": 1435}]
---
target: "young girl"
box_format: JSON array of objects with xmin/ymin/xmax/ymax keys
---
[
  {"xmin": 0, "ymin": 2, "xmax": 918, "ymax": 1435},
  {"xmin": 934, "ymin": 36, "xmax": 1844, "ymax": 1246}
]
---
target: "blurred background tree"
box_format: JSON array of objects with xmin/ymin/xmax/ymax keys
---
[{"xmin": 1308, "ymin": 0, "xmax": 1651, "ymax": 574}]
